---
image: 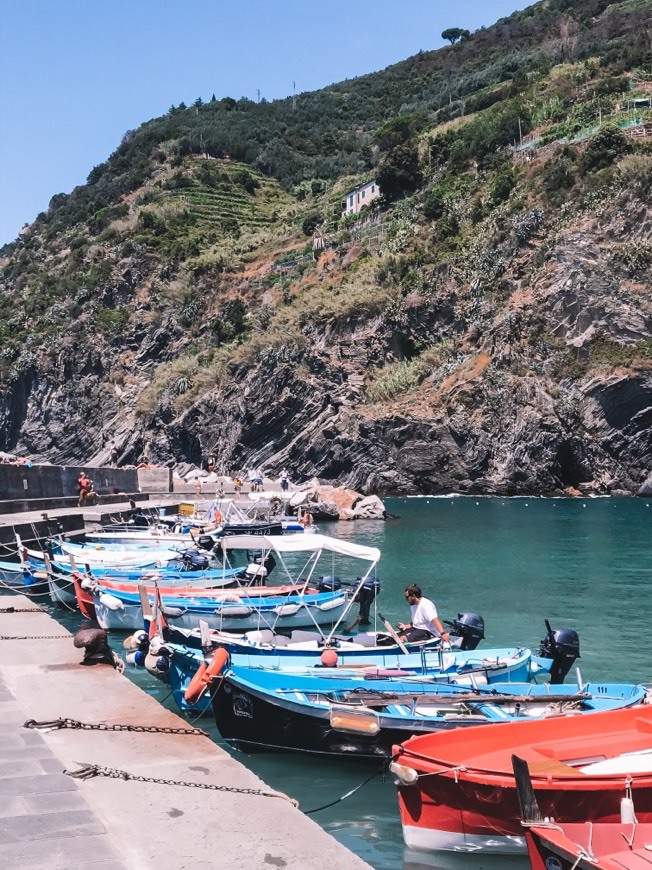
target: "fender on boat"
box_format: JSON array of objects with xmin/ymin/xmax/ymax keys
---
[
  {"xmin": 215, "ymin": 606, "xmax": 253, "ymax": 618},
  {"xmin": 184, "ymin": 647, "xmax": 229, "ymax": 704},
  {"xmin": 273, "ymin": 603, "xmax": 302, "ymax": 617},
  {"xmin": 99, "ymin": 592, "xmax": 125, "ymax": 611},
  {"xmin": 317, "ymin": 595, "xmax": 346, "ymax": 612}
]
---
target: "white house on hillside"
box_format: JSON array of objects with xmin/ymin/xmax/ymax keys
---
[{"xmin": 341, "ymin": 179, "xmax": 380, "ymax": 216}]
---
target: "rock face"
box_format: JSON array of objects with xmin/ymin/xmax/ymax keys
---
[{"xmin": 1, "ymin": 167, "xmax": 651, "ymax": 498}]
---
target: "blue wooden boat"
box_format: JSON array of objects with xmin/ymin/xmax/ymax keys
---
[
  {"xmin": 162, "ymin": 642, "xmax": 545, "ymax": 716},
  {"xmin": 90, "ymin": 583, "xmax": 351, "ymax": 632},
  {"xmin": 208, "ymin": 666, "xmax": 646, "ymax": 759},
  {"xmin": 0, "ymin": 559, "xmax": 47, "ymax": 590}
]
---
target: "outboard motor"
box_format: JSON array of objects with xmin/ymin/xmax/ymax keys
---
[
  {"xmin": 131, "ymin": 511, "xmax": 150, "ymax": 528},
  {"xmin": 447, "ymin": 613, "xmax": 485, "ymax": 651},
  {"xmin": 237, "ymin": 551, "xmax": 276, "ymax": 586},
  {"xmin": 181, "ymin": 550, "xmax": 210, "ymax": 572},
  {"xmin": 242, "ymin": 562, "xmax": 268, "ymax": 586},
  {"xmin": 197, "ymin": 535, "xmax": 215, "ymax": 552},
  {"xmin": 317, "ymin": 575, "xmax": 342, "ymax": 593},
  {"xmin": 354, "ymin": 577, "xmax": 380, "ymax": 626},
  {"xmin": 538, "ymin": 620, "xmax": 580, "ymax": 684}
]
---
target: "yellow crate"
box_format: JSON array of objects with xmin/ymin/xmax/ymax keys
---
[{"xmin": 178, "ymin": 502, "xmax": 196, "ymax": 516}]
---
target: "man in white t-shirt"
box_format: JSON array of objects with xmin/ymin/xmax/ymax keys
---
[{"xmin": 398, "ymin": 583, "xmax": 451, "ymax": 644}]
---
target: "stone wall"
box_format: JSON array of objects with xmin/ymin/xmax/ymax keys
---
[{"xmin": 0, "ymin": 465, "xmax": 138, "ymax": 501}]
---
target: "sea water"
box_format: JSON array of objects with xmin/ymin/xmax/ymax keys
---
[{"xmin": 39, "ymin": 497, "xmax": 652, "ymax": 869}]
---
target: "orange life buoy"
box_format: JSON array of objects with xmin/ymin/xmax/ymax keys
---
[{"xmin": 183, "ymin": 648, "xmax": 229, "ymax": 705}]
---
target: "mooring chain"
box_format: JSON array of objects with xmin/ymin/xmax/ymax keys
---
[
  {"xmin": 24, "ymin": 718, "xmax": 209, "ymax": 737},
  {"xmin": 0, "ymin": 634, "xmax": 70, "ymax": 640},
  {"xmin": 64, "ymin": 763, "xmax": 298, "ymax": 807},
  {"xmin": 0, "ymin": 607, "xmax": 42, "ymax": 613}
]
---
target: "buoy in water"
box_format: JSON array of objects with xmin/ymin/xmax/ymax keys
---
[{"xmin": 321, "ymin": 649, "xmax": 338, "ymax": 668}]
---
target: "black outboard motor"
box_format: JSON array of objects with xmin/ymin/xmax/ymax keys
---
[
  {"xmin": 131, "ymin": 511, "xmax": 150, "ymax": 528},
  {"xmin": 447, "ymin": 613, "xmax": 485, "ymax": 651},
  {"xmin": 538, "ymin": 620, "xmax": 580, "ymax": 684},
  {"xmin": 181, "ymin": 550, "xmax": 210, "ymax": 572},
  {"xmin": 355, "ymin": 577, "xmax": 380, "ymax": 626},
  {"xmin": 317, "ymin": 575, "xmax": 342, "ymax": 593},
  {"xmin": 263, "ymin": 552, "xmax": 276, "ymax": 578},
  {"xmin": 197, "ymin": 535, "xmax": 215, "ymax": 552}
]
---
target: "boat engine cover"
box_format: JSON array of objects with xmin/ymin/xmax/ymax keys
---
[{"xmin": 450, "ymin": 613, "xmax": 485, "ymax": 651}]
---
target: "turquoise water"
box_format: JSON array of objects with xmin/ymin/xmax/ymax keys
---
[{"xmin": 34, "ymin": 497, "xmax": 652, "ymax": 869}]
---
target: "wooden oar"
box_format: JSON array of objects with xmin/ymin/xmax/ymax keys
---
[
  {"xmin": 378, "ymin": 613, "xmax": 409, "ymax": 655},
  {"xmin": 335, "ymin": 690, "xmax": 591, "ymax": 708}
]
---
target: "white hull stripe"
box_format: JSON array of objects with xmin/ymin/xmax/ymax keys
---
[{"xmin": 402, "ymin": 824, "xmax": 526, "ymax": 855}]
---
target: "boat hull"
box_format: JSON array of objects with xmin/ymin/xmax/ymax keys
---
[
  {"xmin": 395, "ymin": 704, "xmax": 652, "ymax": 855},
  {"xmin": 93, "ymin": 594, "xmax": 349, "ymax": 632},
  {"xmin": 211, "ymin": 677, "xmax": 480, "ymax": 759}
]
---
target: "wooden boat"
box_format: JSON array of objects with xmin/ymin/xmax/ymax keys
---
[
  {"xmin": 207, "ymin": 663, "xmax": 641, "ymax": 759},
  {"xmin": 45, "ymin": 561, "xmax": 246, "ymax": 607},
  {"xmin": 162, "ymin": 609, "xmax": 485, "ymax": 660},
  {"xmin": 514, "ymin": 755, "xmax": 652, "ymax": 869},
  {"xmin": 392, "ymin": 702, "xmax": 652, "ymax": 856},
  {"xmin": 24, "ymin": 538, "xmax": 181, "ymax": 569},
  {"xmin": 91, "ymin": 583, "xmax": 350, "ymax": 632},
  {"xmin": 526, "ymin": 820, "xmax": 652, "ymax": 869},
  {"xmin": 167, "ymin": 643, "xmax": 537, "ymax": 715}
]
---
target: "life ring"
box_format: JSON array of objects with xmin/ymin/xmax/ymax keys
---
[{"xmin": 183, "ymin": 647, "xmax": 229, "ymax": 704}]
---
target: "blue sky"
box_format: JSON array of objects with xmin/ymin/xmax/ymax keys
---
[{"xmin": 0, "ymin": 0, "xmax": 531, "ymax": 246}]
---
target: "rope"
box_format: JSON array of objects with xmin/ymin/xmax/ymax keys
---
[
  {"xmin": 24, "ymin": 718, "xmax": 209, "ymax": 737},
  {"xmin": 304, "ymin": 765, "xmax": 385, "ymax": 815},
  {"xmin": 63, "ymin": 763, "xmax": 298, "ymax": 807}
]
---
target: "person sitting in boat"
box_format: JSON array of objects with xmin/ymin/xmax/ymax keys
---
[{"xmin": 398, "ymin": 583, "xmax": 451, "ymax": 644}]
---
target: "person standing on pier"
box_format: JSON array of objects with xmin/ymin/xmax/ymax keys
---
[
  {"xmin": 280, "ymin": 469, "xmax": 289, "ymax": 492},
  {"xmin": 398, "ymin": 584, "xmax": 450, "ymax": 644},
  {"xmin": 77, "ymin": 472, "xmax": 95, "ymax": 507}
]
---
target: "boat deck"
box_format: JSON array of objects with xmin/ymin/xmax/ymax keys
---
[{"xmin": 0, "ymin": 591, "xmax": 371, "ymax": 869}]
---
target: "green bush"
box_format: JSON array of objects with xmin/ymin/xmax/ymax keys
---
[{"xmin": 580, "ymin": 127, "xmax": 631, "ymax": 174}]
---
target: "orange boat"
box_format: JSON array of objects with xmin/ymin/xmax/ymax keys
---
[{"xmin": 392, "ymin": 703, "xmax": 652, "ymax": 856}]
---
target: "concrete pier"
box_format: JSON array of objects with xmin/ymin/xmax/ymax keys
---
[{"xmin": 0, "ymin": 593, "xmax": 372, "ymax": 869}]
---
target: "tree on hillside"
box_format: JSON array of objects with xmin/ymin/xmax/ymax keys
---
[{"xmin": 442, "ymin": 27, "xmax": 470, "ymax": 45}]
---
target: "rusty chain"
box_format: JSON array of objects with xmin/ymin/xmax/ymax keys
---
[
  {"xmin": 64, "ymin": 763, "xmax": 298, "ymax": 807},
  {"xmin": 24, "ymin": 718, "xmax": 209, "ymax": 737},
  {"xmin": 0, "ymin": 634, "xmax": 70, "ymax": 640},
  {"xmin": 0, "ymin": 607, "xmax": 42, "ymax": 613}
]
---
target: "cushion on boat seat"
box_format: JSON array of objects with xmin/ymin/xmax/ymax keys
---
[
  {"xmin": 290, "ymin": 630, "xmax": 323, "ymax": 643},
  {"xmin": 352, "ymin": 633, "xmax": 377, "ymax": 647},
  {"xmin": 272, "ymin": 635, "xmax": 290, "ymax": 646}
]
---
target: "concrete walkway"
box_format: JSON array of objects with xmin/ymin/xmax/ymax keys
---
[{"xmin": 0, "ymin": 593, "xmax": 372, "ymax": 870}]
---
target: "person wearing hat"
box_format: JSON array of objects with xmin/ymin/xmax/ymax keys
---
[{"xmin": 398, "ymin": 583, "xmax": 450, "ymax": 644}]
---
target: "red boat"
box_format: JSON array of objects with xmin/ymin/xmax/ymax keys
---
[
  {"xmin": 526, "ymin": 820, "xmax": 652, "ymax": 869},
  {"xmin": 392, "ymin": 703, "xmax": 652, "ymax": 855},
  {"xmin": 515, "ymin": 754, "xmax": 652, "ymax": 869}
]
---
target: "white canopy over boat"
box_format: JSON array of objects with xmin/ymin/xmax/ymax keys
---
[{"xmin": 218, "ymin": 533, "xmax": 380, "ymax": 563}]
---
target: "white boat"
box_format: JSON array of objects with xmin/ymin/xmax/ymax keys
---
[{"xmin": 91, "ymin": 532, "xmax": 380, "ymax": 633}]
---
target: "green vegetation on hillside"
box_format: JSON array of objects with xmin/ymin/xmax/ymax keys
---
[{"xmin": 0, "ymin": 0, "xmax": 651, "ymax": 424}]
